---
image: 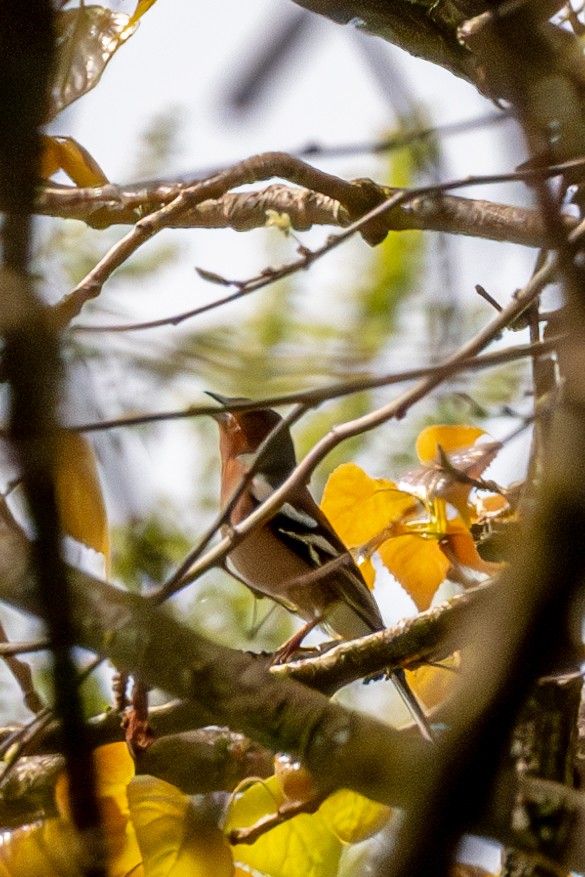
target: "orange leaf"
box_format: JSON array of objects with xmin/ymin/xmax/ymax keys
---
[
  {"xmin": 40, "ymin": 135, "xmax": 109, "ymax": 186},
  {"xmin": 378, "ymin": 535, "xmax": 449, "ymax": 610},
  {"xmin": 406, "ymin": 655, "xmax": 460, "ymax": 710},
  {"xmin": 416, "ymin": 425, "xmax": 486, "ymax": 464},
  {"xmin": 443, "ymin": 531, "xmax": 501, "ymax": 577}
]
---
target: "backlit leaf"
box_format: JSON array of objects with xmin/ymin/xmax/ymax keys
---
[
  {"xmin": 318, "ymin": 789, "xmax": 391, "ymax": 844},
  {"xmin": 404, "ymin": 427, "xmax": 502, "ymax": 522},
  {"xmin": 41, "ymin": 135, "xmax": 109, "ymax": 186},
  {"xmin": 415, "ymin": 426, "xmax": 486, "ymax": 464},
  {"xmin": 49, "ymin": 6, "xmax": 138, "ymax": 120},
  {"xmin": 54, "ymin": 430, "xmax": 110, "ymax": 571},
  {"xmin": 54, "ymin": 742, "xmax": 135, "ymax": 819},
  {"xmin": 378, "ymin": 535, "xmax": 449, "ymax": 610},
  {"xmin": 232, "ymin": 813, "xmax": 341, "ymax": 877},
  {"xmin": 224, "ymin": 777, "xmax": 284, "ymax": 832},
  {"xmin": 227, "ymin": 777, "xmax": 341, "ymax": 877},
  {"xmin": 406, "ymin": 655, "xmax": 460, "ymax": 710},
  {"xmin": 0, "ymin": 819, "xmax": 81, "ymax": 877},
  {"xmin": 129, "ymin": 775, "xmax": 234, "ymax": 877},
  {"xmin": 321, "ymin": 463, "xmax": 422, "ymax": 547},
  {"xmin": 444, "ymin": 531, "xmax": 501, "ymax": 577},
  {"xmin": 49, "ymin": 743, "xmax": 143, "ymax": 877}
]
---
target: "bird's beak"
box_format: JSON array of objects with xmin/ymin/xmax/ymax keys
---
[
  {"xmin": 204, "ymin": 390, "xmax": 231, "ymax": 422},
  {"xmin": 205, "ymin": 390, "xmax": 230, "ymax": 406}
]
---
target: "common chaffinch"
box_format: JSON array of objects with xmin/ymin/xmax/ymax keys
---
[{"xmin": 207, "ymin": 392, "xmax": 432, "ymax": 740}]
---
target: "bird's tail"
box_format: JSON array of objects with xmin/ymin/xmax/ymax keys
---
[{"xmin": 391, "ymin": 668, "xmax": 434, "ymax": 742}]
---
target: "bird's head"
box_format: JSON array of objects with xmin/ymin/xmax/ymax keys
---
[{"xmin": 205, "ymin": 392, "xmax": 297, "ymax": 483}]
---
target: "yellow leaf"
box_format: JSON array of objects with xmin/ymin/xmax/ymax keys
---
[
  {"xmin": 232, "ymin": 813, "xmax": 341, "ymax": 877},
  {"xmin": 54, "ymin": 743, "xmax": 143, "ymax": 877},
  {"xmin": 0, "ymin": 818, "xmax": 81, "ymax": 877},
  {"xmin": 224, "ymin": 777, "xmax": 284, "ymax": 832},
  {"xmin": 318, "ymin": 789, "xmax": 391, "ymax": 844},
  {"xmin": 128, "ymin": 775, "xmax": 233, "ymax": 877},
  {"xmin": 55, "ymin": 742, "xmax": 135, "ymax": 819},
  {"xmin": 227, "ymin": 777, "xmax": 341, "ymax": 877},
  {"xmin": 0, "ymin": 744, "xmax": 143, "ymax": 877},
  {"xmin": 321, "ymin": 463, "xmax": 422, "ymax": 548},
  {"xmin": 54, "ymin": 430, "xmax": 110, "ymax": 572},
  {"xmin": 41, "ymin": 135, "xmax": 109, "ymax": 186},
  {"xmin": 415, "ymin": 425, "xmax": 485, "ymax": 464},
  {"xmin": 378, "ymin": 535, "xmax": 449, "ymax": 610}
]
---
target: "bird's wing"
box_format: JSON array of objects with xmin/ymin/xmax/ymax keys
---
[{"xmin": 251, "ymin": 474, "xmax": 383, "ymax": 632}]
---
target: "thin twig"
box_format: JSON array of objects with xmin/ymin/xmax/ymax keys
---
[
  {"xmin": 70, "ymin": 336, "xmax": 562, "ymax": 434},
  {"xmin": 52, "ymin": 154, "xmax": 585, "ymax": 331}
]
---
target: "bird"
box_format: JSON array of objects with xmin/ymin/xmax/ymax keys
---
[{"xmin": 206, "ymin": 392, "xmax": 433, "ymax": 740}]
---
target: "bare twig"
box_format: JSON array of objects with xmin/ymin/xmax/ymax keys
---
[
  {"xmin": 50, "ymin": 154, "xmax": 585, "ymax": 332},
  {"xmin": 71, "ymin": 336, "xmax": 561, "ymax": 435}
]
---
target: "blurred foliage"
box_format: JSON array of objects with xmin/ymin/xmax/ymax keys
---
[
  {"xmin": 34, "ymin": 658, "xmax": 109, "ymax": 720},
  {"xmin": 472, "ymin": 361, "xmax": 530, "ymax": 409},
  {"xmin": 183, "ymin": 575, "xmax": 295, "ymax": 653},
  {"xmin": 128, "ymin": 107, "xmax": 184, "ymax": 180},
  {"xmin": 111, "ymin": 508, "xmax": 193, "ymax": 593},
  {"xmin": 352, "ymin": 146, "xmax": 425, "ymax": 354}
]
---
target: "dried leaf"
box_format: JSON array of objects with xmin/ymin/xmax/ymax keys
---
[{"xmin": 49, "ymin": 6, "xmax": 138, "ymax": 120}]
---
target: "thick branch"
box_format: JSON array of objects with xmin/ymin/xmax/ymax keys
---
[
  {"xmin": 0, "ymin": 510, "xmax": 428, "ymax": 809},
  {"xmin": 38, "ymin": 181, "xmax": 577, "ymax": 249}
]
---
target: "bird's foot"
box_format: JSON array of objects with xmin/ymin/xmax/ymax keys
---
[{"xmin": 271, "ymin": 617, "xmax": 323, "ymax": 664}]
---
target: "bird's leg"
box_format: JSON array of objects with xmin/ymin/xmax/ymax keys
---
[{"xmin": 272, "ymin": 617, "xmax": 324, "ymax": 664}]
